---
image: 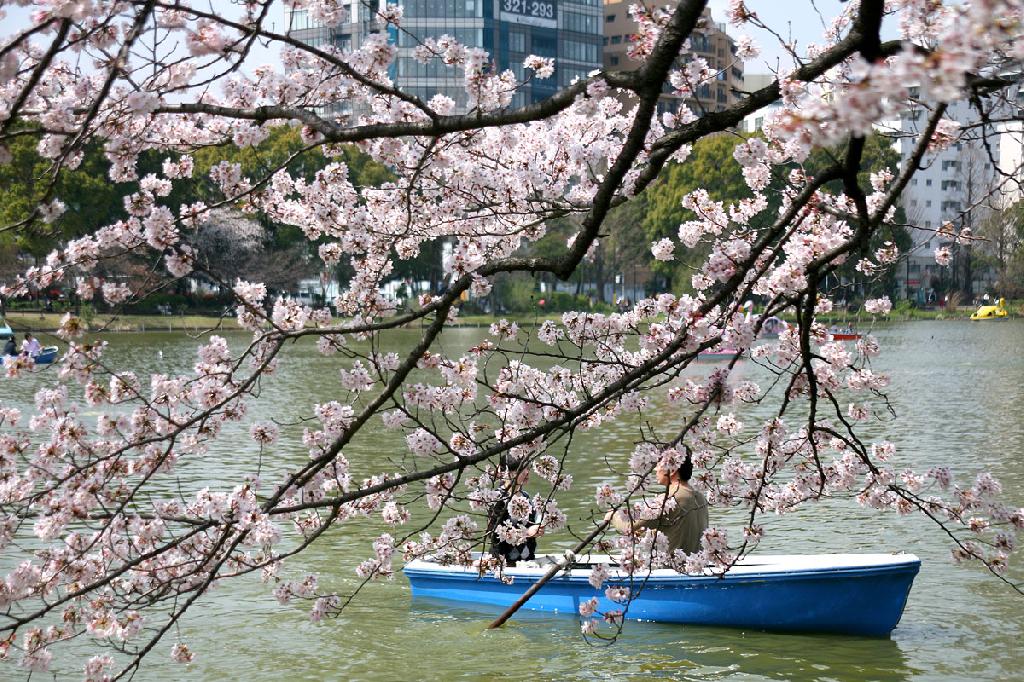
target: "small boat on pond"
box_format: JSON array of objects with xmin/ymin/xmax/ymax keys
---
[
  {"xmin": 404, "ymin": 553, "xmax": 920, "ymax": 637},
  {"xmin": 829, "ymin": 328, "xmax": 861, "ymax": 341},
  {"xmin": 970, "ymin": 298, "xmax": 1008, "ymax": 320},
  {"xmin": 30, "ymin": 346, "xmax": 59, "ymax": 365},
  {"xmin": 0, "ymin": 323, "xmax": 58, "ymax": 366},
  {"xmin": 1, "ymin": 346, "xmax": 59, "ymax": 366},
  {"xmin": 760, "ymin": 316, "xmax": 789, "ymax": 338}
]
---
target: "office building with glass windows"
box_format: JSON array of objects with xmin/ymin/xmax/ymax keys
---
[{"xmin": 286, "ymin": 1, "xmax": 604, "ymax": 116}]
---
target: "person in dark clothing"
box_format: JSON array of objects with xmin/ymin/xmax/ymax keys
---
[
  {"xmin": 2, "ymin": 337, "xmax": 16, "ymax": 356},
  {"xmin": 487, "ymin": 454, "xmax": 544, "ymax": 566}
]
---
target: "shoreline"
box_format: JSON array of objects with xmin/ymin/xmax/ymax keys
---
[{"xmin": 1, "ymin": 308, "xmax": 1018, "ymax": 334}]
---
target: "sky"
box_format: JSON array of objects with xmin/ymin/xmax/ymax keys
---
[
  {"xmin": 0, "ymin": 1, "xmax": 899, "ymax": 83},
  {"xmin": 707, "ymin": 0, "xmax": 899, "ymax": 77}
]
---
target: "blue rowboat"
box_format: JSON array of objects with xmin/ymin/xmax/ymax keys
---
[
  {"xmin": 403, "ymin": 553, "xmax": 920, "ymax": 636},
  {"xmin": 33, "ymin": 346, "xmax": 59, "ymax": 365},
  {"xmin": 2, "ymin": 346, "xmax": 59, "ymax": 366}
]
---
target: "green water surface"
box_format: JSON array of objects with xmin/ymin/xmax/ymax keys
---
[{"xmin": 2, "ymin": 320, "xmax": 1021, "ymax": 681}]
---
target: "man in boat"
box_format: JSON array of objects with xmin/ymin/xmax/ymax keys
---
[
  {"xmin": 487, "ymin": 454, "xmax": 544, "ymax": 566},
  {"xmin": 21, "ymin": 333, "xmax": 41, "ymax": 357},
  {"xmin": 604, "ymin": 451, "xmax": 709, "ymax": 554},
  {"xmin": 2, "ymin": 335, "xmax": 16, "ymax": 357}
]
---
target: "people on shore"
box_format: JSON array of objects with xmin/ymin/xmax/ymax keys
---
[
  {"xmin": 487, "ymin": 454, "xmax": 544, "ymax": 566},
  {"xmin": 604, "ymin": 451, "xmax": 709, "ymax": 554}
]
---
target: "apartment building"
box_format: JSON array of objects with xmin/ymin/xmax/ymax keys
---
[
  {"xmin": 602, "ymin": 0, "xmax": 743, "ymax": 115},
  {"xmin": 898, "ymin": 92, "xmax": 1010, "ymax": 301}
]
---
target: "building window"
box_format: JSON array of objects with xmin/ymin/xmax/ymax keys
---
[
  {"xmin": 925, "ymin": 178, "xmax": 932, "ymax": 186},
  {"xmin": 509, "ymin": 31, "xmax": 526, "ymax": 53},
  {"xmin": 404, "ymin": 1, "xmax": 481, "ymax": 18},
  {"xmin": 911, "ymin": 178, "xmax": 918, "ymax": 185},
  {"xmin": 563, "ymin": 11, "xmax": 598, "ymax": 33},
  {"xmin": 289, "ymin": 9, "xmax": 313, "ymax": 30},
  {"xmin": 606, "ymin": 14, "xmax": 615, "ymax": 22},
  {"xmin": 533, "ymin": 33, "xmax": 556, "ymax": 56},
  {"xmin": 610, "ymin": 35, "xmax": 622, "ymax": 44},
  {"xmin": 563, "ymin": 38, "xmax": 600, "ymax": 62},
  {"xmin": 926, "ymin": 200, "xmax": 932, "ymax": 207},
  {"xmin": 942, "ymin": 180, "xmax": 961, "ymax": 191},
  {"xmin": 610, "ymin": 55, "xmax": 619, "ymax": 66},
  {"xmin": 560, "ymin": 65, "xmax": 591, "ymax": 87},
  {"xmin": 398, "ymin": 27, "xmax": 480, "ymax": 48},
  {"xmin": 942, "ymin": 159, "xmax": 960, "ymax": 171}
]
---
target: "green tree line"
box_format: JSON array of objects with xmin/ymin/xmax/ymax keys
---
[{"xmin": 2, "ymin": 125, "xmax": 910, "ymax": 312}]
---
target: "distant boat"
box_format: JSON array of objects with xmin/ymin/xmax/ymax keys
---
[
  {"xmin": 404, "ymin": 553, "xmax": 921, "ymax": 637},
  {"xmin": 2, "ymin": 346, "xmax": 59, "ymax": 366},
  {"xmin": 31, "ymin": 346, "xmax": 59, "ymax": 365},
  {"xmin": 970, "ymin": 298, "xmax": 1008, "ymax": 320},
  {"xmin": 761, "ymin": 316, "xmax": 789, "ymax": 338},
  {"xmin": 830, "ymin": 328, "xmax": 862, "ymax": 341},
  {"xmin": 0, "ymin": 322, "xmax": 59, "ymax": 367}
]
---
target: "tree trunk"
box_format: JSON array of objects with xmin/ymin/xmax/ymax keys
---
[{"xmin": 962, "ymin": 244, "xmax": 973, "ymax": 300}]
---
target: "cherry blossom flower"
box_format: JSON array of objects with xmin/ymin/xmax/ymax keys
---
[
  {"xmin": 864, "ymin": 297, "xmax": 892, "ymax": 315},
  {"xmin": 170, "ymin": 642, "xmax": 194, "ymax": 664},
  {"xmin": 523, "ymin": 55, "xmax": 555, "ymax": 80},
  {"xmin": 651, "ymin": 237, "xmax": 675, "ymax": 261}
]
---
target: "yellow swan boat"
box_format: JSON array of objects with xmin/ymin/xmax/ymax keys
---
[{"xmin": 970, "ymin": 298, "xmax": 1008, "ymax": 320}]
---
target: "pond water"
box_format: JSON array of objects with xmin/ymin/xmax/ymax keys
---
[{"xmin": 3, "ymin": 320, "xmax": 1022, "ymax": 680}]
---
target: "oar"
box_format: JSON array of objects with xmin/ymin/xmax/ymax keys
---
[{"xmin": 487, "ymin": 520, "xmax": 609, "ymax": 629}]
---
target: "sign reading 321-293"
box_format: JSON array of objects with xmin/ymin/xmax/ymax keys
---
[{"xmin": 500, "ymin": 0, "xmax": 557, "ymax": 29}]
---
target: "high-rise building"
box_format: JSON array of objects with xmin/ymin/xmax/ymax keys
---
[
  {"xmin": 898, "ymin": 91, "xmax": 1009, "ymax": 301},
  {"xmin": 286, "ymin": 1, "xmax": 604, "ymax": 117},
  {"xmin": 602, "ymin": 1, "xmax": 743, "ymax": 115}
]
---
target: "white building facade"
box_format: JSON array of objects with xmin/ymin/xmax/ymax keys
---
[{"xmin": 898, "ymin": 93, "xmax": 1007, "ymax": 302}]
